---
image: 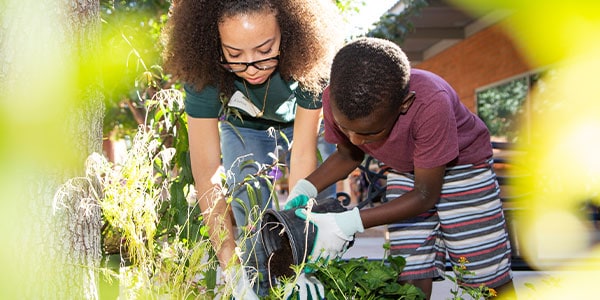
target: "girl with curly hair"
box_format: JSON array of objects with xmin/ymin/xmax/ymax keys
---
[{"xmin": 162, "ymin": 0, "xmax": 342, "ymax": 297}]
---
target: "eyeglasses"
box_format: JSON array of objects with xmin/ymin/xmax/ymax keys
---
[{"xmin": 219, "ymin": 55, "xmax": 280, "ymax": 73}]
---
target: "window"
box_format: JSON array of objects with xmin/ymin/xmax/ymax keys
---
[{"xmin": 476, "ymin": 69, "xmax": 553, "ymax": 144}]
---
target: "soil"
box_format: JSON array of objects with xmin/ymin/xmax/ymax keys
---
[
  {"xmin": 266, "ymin": 229, "xmax": 295, "ymax": 278},
  {"xmin": 262, "ymin": 197, "xmax": 349, "ymax": 279}
]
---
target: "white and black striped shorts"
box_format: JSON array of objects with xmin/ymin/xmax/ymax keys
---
[{"xmin": 386, "ymin": 160, "xmax": 513, "ymax": 288}]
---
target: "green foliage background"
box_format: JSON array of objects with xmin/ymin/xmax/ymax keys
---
[{"xmin": 477, "ymin": 77, "xmax": 528, "ymax": 142}]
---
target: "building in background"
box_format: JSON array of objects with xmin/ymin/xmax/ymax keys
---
[{"xmin": 389, "ymin": 0, "xmax": 540, "ymax": 144}]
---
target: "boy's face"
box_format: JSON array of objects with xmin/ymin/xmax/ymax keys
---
[
  {"xmin": 331, "ymin": 92, "xmax": 415, "ymax": 145},
  {"xmin": 331, "ymin": 97, "xmax": 402, "ymax": 145}
]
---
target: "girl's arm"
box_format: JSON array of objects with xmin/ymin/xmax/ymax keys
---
[
  {"xmin": 187, "ymin": 117, "xmax": 238, "ymax": 269},
  {"xmin": 306, "ymin": 140, "xmax": 364, "ymax": 192},
  {"xmin": 288, "ymin": 106, "xmax": 321, "ymax": 190}
]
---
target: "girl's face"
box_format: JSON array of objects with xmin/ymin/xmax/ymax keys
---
[{"xmin": 218, "ymin": 10, "xmax": 281, "ymax": 85}]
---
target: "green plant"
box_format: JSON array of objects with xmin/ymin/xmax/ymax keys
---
[
  {"xmin": 93, "ymin": 122, "xmax": 219, "ymax": 298},
  {"xmin": 100, "ymin": 0, "xmax": 172, "ymax": 139},
  {"xmin": 96, "ymin": 86, "xmax": 286, "ymax": 298},
  {"xmin": 306, "ymin": 253, "xmax": 426, "ymax": 299},
  {"xmin": 445, "ymin": 257, "xmax": 497, "ymax": 300}
]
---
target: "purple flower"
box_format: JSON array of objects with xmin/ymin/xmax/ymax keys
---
[{"xmin": 268, "ymin": 166, "xmax": 283, "ymax": 180}]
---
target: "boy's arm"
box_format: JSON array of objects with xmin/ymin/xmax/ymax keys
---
[
  {"xmin": 360, "ymin": 165, "xmax": 445, "ymax": 228},
  {"xmin": 294, "ymin": 164, "xmax": 445, "ymax": 263},
  {"xmin": 285, "ymin": 141, "xmax": 362, "ymax": 209}
]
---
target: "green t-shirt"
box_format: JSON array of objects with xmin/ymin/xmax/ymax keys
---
[{"xmin": 184, "ymin": 72, "xmax": 321, "ymax": 130}]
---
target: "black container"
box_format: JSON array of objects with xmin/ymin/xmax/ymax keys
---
[{"xmin": 260, "ymin": 198, "xmax": 348, "ymax": 278}]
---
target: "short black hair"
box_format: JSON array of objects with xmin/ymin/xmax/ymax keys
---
[{"xmin": 330, "ymin": 37, "xmax": 411, "ymax": 120}]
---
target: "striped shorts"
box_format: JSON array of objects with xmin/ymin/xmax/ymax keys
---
[{"xmin": 386, "ymin": 160, "xmax": 513, "ymax": 288}]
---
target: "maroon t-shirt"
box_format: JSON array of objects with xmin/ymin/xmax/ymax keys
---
[{"xmin": 323, "ymin": 69, "xmax": 492, "ymax": 172}]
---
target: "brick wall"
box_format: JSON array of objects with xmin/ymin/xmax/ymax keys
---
[{"xmin": 414, "ymin": 21, "xmax": 531, "ymax": 112}]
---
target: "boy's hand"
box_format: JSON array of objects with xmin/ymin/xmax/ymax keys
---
[
  {"xmin": 295, "ymin": 207, "xmax": 364, "ymax": 261},
  {"xmin": 286, "ymin": 179, "xmax": 317, "ymax": 207},
  {"xmin": 284, "ymin": 273, "xmax": 325, "ymax": 300}
]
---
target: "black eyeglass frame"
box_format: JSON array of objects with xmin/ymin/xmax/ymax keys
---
[{"xmin": 219, "ymin": 55, "xmax": 280, "ymax": 73}]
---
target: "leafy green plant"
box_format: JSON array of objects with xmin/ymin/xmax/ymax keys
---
[
  {"xmin": 445, "ymin": 257, "xmax": 497, "ymax": 300},
  {"xmin": 100, "ymin": 0, "xmax": 173, "ymax": 139},
  {"xmin": 96, "ymin": 86, "xmax": 286, "ymax": 298},
  {"xmin": 307, "ymin": 253, "xmax": 426, "ymax": 299},
  {"xmin": 93, "ymin": 119, "xmax": 219, "ymax": 298}
]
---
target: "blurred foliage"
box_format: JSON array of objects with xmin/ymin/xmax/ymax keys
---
[
  {"xmin": 98, "ymin": 0, "xmax": 203, "ymax": 260},
  {"xmin": 477, "ymin": 70, "xmax": 554, "ymax": 143},
  {"xmin": 367, "ymin": 0, "xmax": 428, "ymax": 45},
  {"xmin": 100, "ymin": 0, "xmax": 172, "ymax": 139},
  {"xmin": 335, "ymin": 0, "xmax": 365, "ymax": 18},
  {"xmin": 477, "ymin": 77, "xmax": 529, "ymax": 142},
  {"xmin": 453, "ymin": 0, "xmax": 600, "ymax": 297}
]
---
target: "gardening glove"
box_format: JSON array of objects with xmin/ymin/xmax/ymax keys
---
[
  {"xmin": 284, "ymin": 194, "xmax": 311, "ymax": 210},
  {"xmin": 295, "ymin": 207, "xmax": 364, "ymax": 261},
  {"xmin": 223, "ymin": 264, "xmax": 259, "ymax": 300},
  {"xmin": 284, "ymin": 273, "xmax": 325, "ymax": 300},
  {"xmin": 286, "ymin": 179, "xmax": 318, "ymax": 208}
]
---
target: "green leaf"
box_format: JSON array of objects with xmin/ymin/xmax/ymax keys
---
[{"xmin": 311, "ymin": 255, "xmax": 425, "ymax": 299}]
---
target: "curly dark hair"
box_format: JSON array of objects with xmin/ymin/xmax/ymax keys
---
[
  {"xmin": 162, "ymin": 0, "xmax": 342, "ymax": 97},
  {"xmin": 330, "ymin": 37, "xmax": 411, "ymax": 120}
]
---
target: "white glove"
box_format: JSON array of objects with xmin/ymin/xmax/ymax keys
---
[
  {"xmin": 287, "ymin": 179, "xmax": 318, "ymax": 202},
  {"xmin": 223, "ymin": 264, "xmax": 259, "ymax": 300},
  {"xmin": 295, "ymin": 207, "xmax": 364, "ymax": 261},
  {"xmin": 284, "ymin": 273, "xmax": 325, "ymax": 300}
]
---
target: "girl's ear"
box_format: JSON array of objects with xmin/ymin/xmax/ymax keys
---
[{"xmin": 399, "ymin": 91, "xmax": 416, "ymax": 114}]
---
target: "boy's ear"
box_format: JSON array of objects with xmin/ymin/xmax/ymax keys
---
[{"xmin": 399, "ymin": 91, "xmax": 416, "ymax": 114}]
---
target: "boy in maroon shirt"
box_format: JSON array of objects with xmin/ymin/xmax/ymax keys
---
[{"xmin": 286, "ymin": 37, "xmax": 515, "ymax": 299}]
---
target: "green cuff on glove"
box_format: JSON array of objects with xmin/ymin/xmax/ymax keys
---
[{"xmin": 284, "ymin": 194, "xmax": 310, "ymax": 210}]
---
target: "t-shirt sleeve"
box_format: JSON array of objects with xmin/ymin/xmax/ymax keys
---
[
  {"xmin": 183, "ymin": 84, "xmax": 223, "ymax": 118},
  {"xmin": 295, "ymin": 87, "xmax": 322, "ymax": 110},
  {"xmin": 322, "ymin": 87, "xmax": 348, "ymax": 144},
  {"xmin": 412, "ymin": 90, "xmax": 459, "ymax": 168}
]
